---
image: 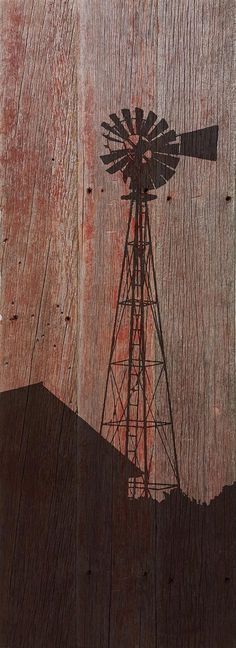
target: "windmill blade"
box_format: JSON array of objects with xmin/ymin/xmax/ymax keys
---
[
  {"xmin": 141, "ymin": 110, "xmax": 157, "ymax": 136},
  {"xmin": 123, "ymin": 159, "xmax": 134, "ymax": 182},
  {"xmin": 121, "ymin": 108, "xmax": 134, "ymax": 134},
  {"xmin": 135, "ymin": 107, "xmax": 144, "ymax": 134},
  {"xmin": 109, "ymin": 113, "xmax": 130, "ymax": 140},
  {"xmin": 153, "ymin": 130, "xmax": 177, "ymax": 151},
  {"xmin": 147, "ymin": 118, "xmax": 169, "ymax": 141},
  {"xmin": 100, "ymin": 149, "xmax": 128, "ymax": 165},
  {"xmin": 179, "ymin": 125, "xmax": 218, "ymax": 160},
  {"xmin": 149, "ymin": 160, "xmax": 174, "ymax": 187},
  {"xmin": 146, "ymin": 161, "xmax": 165, "ymax": 188},
  {"xmin": 140, "ymin": 163, "xmax": 156, "ymax": 190},
  {"xmin": 123, "ymin": 158, "xmax": 142, "ymax": 185},
  {"xmin": 105, "ymin": 156, "xmax": 129, "ymax": 175},
  {"xmin": 101, "ymin": 121, "xmax": 124, "ymax": 140},
  {"xmin": 154, "ymin": 152, "xmax": 179, "ymax": 169},
  {"xmin": 149, "ymin": 141, "xmax": 180, "ymax": 156},
  {"xmin": 155, "ymin": 161, "xmax": 174, "ymax": 182},
  {"xmin": 157, "ymin": 130, "xmax": 176, "ymax": 146},
  {"xmin": 150, "ymin": 167, "xmax": 166, "ymax": 188},
  {"xmin": 103, "ymin": 133, "xmax": 125, "ymax": 145},
  {"xmin": 159, "ymin": 142, "xmax": 180, "ymax": 156}
]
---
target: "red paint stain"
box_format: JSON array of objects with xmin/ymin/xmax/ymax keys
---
[
  {"xmin": 131, "ymin": 95, "xmax": 143, "ymax": 108},
  {"xmin": 2, "ymin": 99, "xmax": 16, "ymax": 133},
  {"xmin": 81, "ymin": 82, "xmax": 96, "ymax": 287},
  {"xmin": 84, "ymin": 83, "xmax": 95, "ymax": 178},
  {"xmin": 9, "ymin": 5, "xmax": 23, "ymax": 27},
  {"xmin": 2, "ymin": 5, "xmax": 25, "ymax": 82}
]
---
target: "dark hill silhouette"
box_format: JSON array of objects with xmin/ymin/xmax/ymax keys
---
[
  {"xmin": 114, "ymin": 487, "xmax": 236, "ymax": 648},
  {"xmin": 0, "ymin": 383, "xmax": 235, "ymax": 647}
]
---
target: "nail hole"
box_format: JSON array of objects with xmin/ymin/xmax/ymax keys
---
[
  {"xmin": 53, "ymin": 344, "xmax": 56, "ymax": 348},
  {"xmin": 31, "ymin": 314, "xmax": 35, "ymax": 318},
  {"xmin": 18, "ymin": 261, "xmax": 21, "ymax": 265},
  {"xmin": 143, "ymin": 571, "xmax": 148, "ymax": 577},
  {"xmin": 226, "ymin": 195, "xmax": 231, "ymax": 202},
  {"xmin": 52, "ymin": 157, "xmax": 55, "ymax": 161},
  {"xmin": 101, "ymin": 188, "xmax": 104, "ymax": 192},
  {"xmin": 11, "ymin": 300, "xmax": 14, "ymax": 305},
  {"xmin": 87, "ymin": 569, "xmax": 92, "ymax": 576},
  {"xmin": 225, "ymin": 576, "xmax": 230, "ymax": 582},
  {"xmin": 65, "ymin": 316, "xmax": 70, "ymax": 322},
  {"xmin": 10, "ymin": 314, "xmax": 18, "ymax": 321},
  {"xmin": 47, "ymin": 322, "xmax": 50, "ymax": 326},
  {"xmin": 56, "ymin": 304, "xmax": 60, "ymax": 308},
  {"xmin": 87, "ymin": 187, "xmax": 92, "ymax": 194},
  {"xmin": 167, "ymin": 195, "xmax": 172, "ymax": 201},
  {"xmin": 3, "ymin": 237, "xmax": 8, "ymax": 242},
  {"xmin": 168, "ymin": 576, "xmax": 174, "ymax": 584}
]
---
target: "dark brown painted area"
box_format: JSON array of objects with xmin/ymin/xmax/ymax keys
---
[
  {"xmin": 0, "ymin": 384, "xmax": 77, "ymax": 647},
  {"xmin": 0, "ymin": 384, "xmax": 235, "ymax": 647}
]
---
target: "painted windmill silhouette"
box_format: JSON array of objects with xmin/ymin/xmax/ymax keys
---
[{"xmin": 100, "ymin": 108, "xmax": 218, "ymax": 499}]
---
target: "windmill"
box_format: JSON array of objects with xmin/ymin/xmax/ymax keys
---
[{"xmin": 99, "ymin": 108, "xmax": 218, "ymax": 499}]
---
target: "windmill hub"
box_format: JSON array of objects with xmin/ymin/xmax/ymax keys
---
[
  {"xmin": 124, "ymin": 134, "xmax": 139, "ymax": 147},
  {"xmin": 144, "ymin": 148, "xmax": 152, "ymax": 160},
  {"xmin": 124, "ymin": 135, "xmax": 154, "ymax": 170},
  {"xmin": 101, "ymin": 108, "xmax": 182, "ymax": 197}
]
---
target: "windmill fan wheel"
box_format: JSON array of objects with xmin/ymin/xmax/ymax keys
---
[{"xmin": 100, "ymin": 108, "xmax": 180, "ymax": 196}]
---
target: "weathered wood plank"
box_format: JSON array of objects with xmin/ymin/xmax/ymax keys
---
[{"xmin": 0, "ymin": 0, "xmax": 78, "ymax": 410}]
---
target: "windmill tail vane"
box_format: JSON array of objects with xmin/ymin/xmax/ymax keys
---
[{"xmin": 99, "ymin": 108, "xmax": 218, "ymax": 499}]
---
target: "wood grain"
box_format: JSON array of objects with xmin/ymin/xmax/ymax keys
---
[
  {"xmin": 0, "ymin": 1, "xmax": 235, "ymax": 647},
  {"xmin": 0, "ymin": 0, "xmax": 78, "ymax": 410}
]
